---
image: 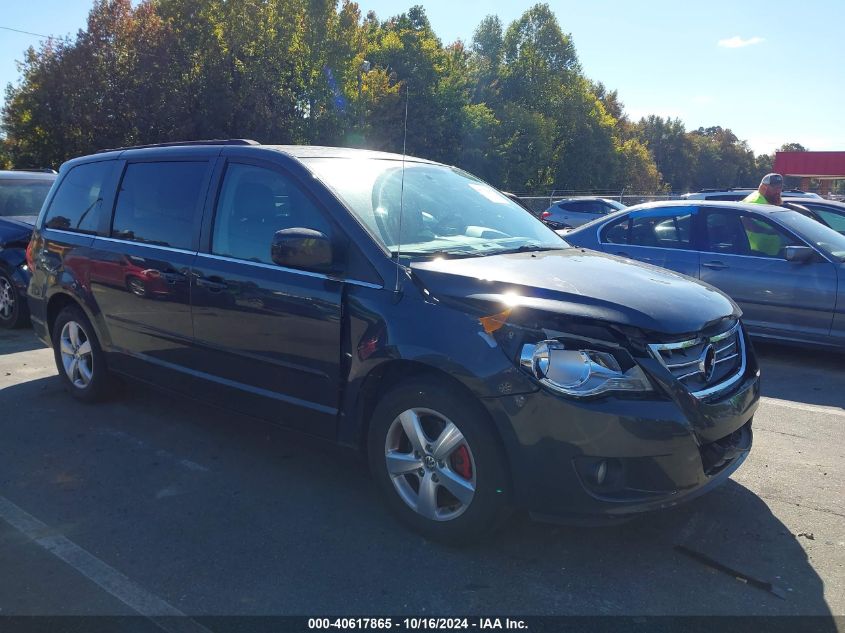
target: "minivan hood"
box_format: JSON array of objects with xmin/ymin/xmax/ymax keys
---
[{"xmin": 410, "ymin": 248, "xmax": 739, "ymax": 336}]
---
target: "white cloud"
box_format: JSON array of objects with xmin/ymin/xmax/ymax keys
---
[{"xmin": 718, "ymin": 36, "xmax": 765, "ymax": 48}]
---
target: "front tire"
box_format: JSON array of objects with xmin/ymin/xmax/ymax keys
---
[
  {"xmin": 0, "ymin": 271, "xmax": 27, "ymax": 329},
  {"xmin": 52, "ymin": 305, "xmax": 111, "ymax": 402},
  {"xmin": 368, "ymin": 378, "xmax": 511, "ymax": 543}
]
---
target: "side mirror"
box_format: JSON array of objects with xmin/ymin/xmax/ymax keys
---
[
  {"xmin": 784, "ymin": 245, "xmax": 816, "ymax": 263},
  {"xmin": 271, "ymin": 228, "xmax": 333, "ymax": 272}
]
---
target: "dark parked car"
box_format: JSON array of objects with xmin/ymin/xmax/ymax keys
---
[
  {"xmin": 27, "ymin": 141, "xmax": 758, "ymax": 541},
  {"xmin": 540, "ymin": 196, "xmax": 626, "ymax": 230},
  {"xmin": 0, "ymin": 169, "xmax": 57, "ymax": 327},
  {"xmin": 782, "ymin": 197, "xmax": 845, "ymax": 235},
  {"xmin": 565, "ymin": 200, "xmax": 845, "ymax": 349}
]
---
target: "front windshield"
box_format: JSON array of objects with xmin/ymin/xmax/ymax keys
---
[
  {"xmin": 303, "ymin": 158, "xmax": 566, "ymax": 258},
  {"xmin": 778, "ymin": 210, "xmax": 845, "ymax": 261},
  {"xmin": 0, "ymin": 178, "xmax": 54, "ymax": 216}
]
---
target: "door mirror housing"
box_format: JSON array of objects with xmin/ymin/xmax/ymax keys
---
[
  {"xmin": 271, "ymin": 228, "xmax": 334, "ymax": 272},
  {"xmin": 783, "ymin": 245, "xmax": 817, "ymax": 263}
]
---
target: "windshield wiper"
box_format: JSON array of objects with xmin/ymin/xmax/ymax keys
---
[
  {"xmin": 394, "ymin": 249, "xmax": 484, "ymax": 259},
  {"xmin": 495, "ymin": 243, "xmax": 567, "ymax": 255}
]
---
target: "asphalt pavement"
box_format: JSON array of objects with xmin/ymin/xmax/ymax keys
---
[{"xmin": 0, "ymin": 328, "xmax": 842, "ymax": 620}]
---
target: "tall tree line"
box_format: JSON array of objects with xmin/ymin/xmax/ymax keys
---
[{"xmin": 0, "ymin": 0, "xmax": 785, "ymax": 193}]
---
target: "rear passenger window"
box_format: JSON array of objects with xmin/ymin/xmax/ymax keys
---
[
  {"xmin": 44, "ymin": 161, "xmax": 114, "ymax": 233},
  {"xmin": 562, "ymin": 200, "xmax": 599, "ymax": 214},
  {"xmin": 629, "ymin": 213, "xmax": 692, "ymax": 249},
  {"xmin": 212, "ymin": 163, "xmax": 331, "ymax": 264},
  {"xmin": 111, "ymin": 162, "xmax": 208, "ymax": 250},
  {"xmin": 602, "ymin": 217, "xmax": 629, "ymax": 244}
]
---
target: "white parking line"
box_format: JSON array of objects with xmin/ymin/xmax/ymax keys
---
[
  {"xmin": 760, "ymin": 396, "xmax": 845, "ymax": 418},
  {"xmin": 100, "ymin": 428, "xmax": 210, "ymax": 473},
  {"xmin": 0, "ymin": 495, "xmax": 211, "ymax": 633}
]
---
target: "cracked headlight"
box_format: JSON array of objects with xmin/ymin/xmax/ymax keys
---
[{"xmin": 520, "ymin": 340, "xmax": 652, "ymax": 398}]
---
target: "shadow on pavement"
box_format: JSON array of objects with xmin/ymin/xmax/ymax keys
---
[
  {"xmin": 754, "ymin": 340, "xmax": 845, "ymax": 410},
  {"xmin": 0, "ymin": 328, "xmax": 46, "ymax": 356},
  {"xmin": 0, "ymin": 374, "xmax": 837, "ymax": 620}
]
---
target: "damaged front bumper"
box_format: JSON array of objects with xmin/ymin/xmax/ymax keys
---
[{"xmin": 481, "ymin": 363, "xmax": 759, "ymax": 523}]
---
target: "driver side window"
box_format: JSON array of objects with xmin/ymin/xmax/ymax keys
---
[
  {"xmin": 212, "ymin": 164, "xmax": 330, "ymax": 264},
  {"xmin": 704, "ymin": 211, "xmax": 799, "ymax": 258}
]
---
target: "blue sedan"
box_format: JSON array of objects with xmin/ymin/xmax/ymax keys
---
[{"xmin": 564, "ymin": 200, "xmax": 845, "ymax": 349}]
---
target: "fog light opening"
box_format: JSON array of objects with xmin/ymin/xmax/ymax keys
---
[{"xmin": 594, "ymin": 460, "xmax": 608, "ymax": 486}]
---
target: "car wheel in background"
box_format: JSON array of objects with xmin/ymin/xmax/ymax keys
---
[{"xmin": 0, "ymin": 271, "xmax": 27, "ymax": 329}]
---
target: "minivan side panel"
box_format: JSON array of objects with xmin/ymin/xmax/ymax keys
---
[
  {"xmin": 189, "ymin": 254, "xmax": 344, "ymax": 438},
  {"xmin": 88, "ymin": 238, "xmax": 197, "ymax": 365},
  {"xmin": 86, "ymin": 157, "xmax": 214, "ymax": 366}
]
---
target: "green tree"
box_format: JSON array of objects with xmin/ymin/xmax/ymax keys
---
[
  {"xmin": 688, "ymin": 126, "xmax": 757, "ymax": 190},
  {"xmin": 632, "ymin": 116, "xmax": 695, "ymax": 192}
]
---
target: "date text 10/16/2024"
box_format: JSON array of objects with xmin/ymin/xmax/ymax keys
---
[{"xmin": 308, "ymin": 618, "xmax": 528, "ymax": 630}]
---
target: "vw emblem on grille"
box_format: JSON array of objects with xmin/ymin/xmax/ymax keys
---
[{"xmin": 699, "ymin": 344, "xmax": 717, "ymax": 382}]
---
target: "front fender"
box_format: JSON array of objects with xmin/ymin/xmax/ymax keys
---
[{"xmin": 337, "ymin": 283, "xmax": 539, "ymax": 449}]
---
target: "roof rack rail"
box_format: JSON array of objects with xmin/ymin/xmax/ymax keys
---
[
  {"xmin": 96, "ymin": 139, "xmax": 260, "ymax": 153},
  {"xmin": 9, "ymin": 168, "xmax": 58, "ymax": 174}
]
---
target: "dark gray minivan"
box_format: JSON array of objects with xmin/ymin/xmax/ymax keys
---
[{"xmin": 27, "ymin": 141, "xmax": 759, "ymax": 542}]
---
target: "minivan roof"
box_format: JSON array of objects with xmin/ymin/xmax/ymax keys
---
[{"xmin": 67, "ymin": 142, "xmax": 438, "ymax": 171}]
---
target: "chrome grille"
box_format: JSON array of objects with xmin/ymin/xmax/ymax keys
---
[{"xmin": 648, "ymin": 322, "xmax": 746, "ymax": 399}]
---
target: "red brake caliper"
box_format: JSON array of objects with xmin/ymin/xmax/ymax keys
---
[{"xmin": 450, "ymin": 445, "xmax": 473, "ymax": 480}]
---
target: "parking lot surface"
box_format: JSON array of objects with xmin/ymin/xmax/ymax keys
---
[{"xmin": 0, "ymin": 328, "xmax": 843, "ymax": 618}]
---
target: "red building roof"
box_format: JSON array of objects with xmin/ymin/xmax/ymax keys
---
[{"xmin": 774, "ymin": 151, "xmax": 845, "ymax": 178}]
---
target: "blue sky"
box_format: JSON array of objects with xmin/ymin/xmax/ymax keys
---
[{"xmin": 1, "ymin": 0, "xmax": 842, "ymax": 156}]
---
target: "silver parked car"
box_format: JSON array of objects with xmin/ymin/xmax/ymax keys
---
[
  {"xmin": 540, "ymin": 196, "xmax": 626, "ymax": 230},
  {"xmin": 564, "ymin": 200, "xmax": 845, "ymax": 349}
]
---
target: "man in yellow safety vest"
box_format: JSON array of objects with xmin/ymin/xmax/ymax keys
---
[{"xmin": 743, "ymin": 173, "xmax": 784, "ymax": 206}]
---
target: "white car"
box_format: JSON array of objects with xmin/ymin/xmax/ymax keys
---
[{"xmin": 681, "ymin": 188, "xmax": 821, "ymax": 201}]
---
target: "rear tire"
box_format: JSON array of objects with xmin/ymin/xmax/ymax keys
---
[
  {"xmin": 51, "ymin": 305, "xmax": 111, "ymax": 402},
  {"xmin": 0, "ymin": 271, "xmax": 27, "ymax": 329},
  {"xmin": 368, "ymin": 378, "xmax": 511, "ymax": 544}
]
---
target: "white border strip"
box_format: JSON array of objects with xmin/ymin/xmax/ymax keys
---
[{"xmin": 0, "ymin": 495, "xmax": 211, "ymax": 633}]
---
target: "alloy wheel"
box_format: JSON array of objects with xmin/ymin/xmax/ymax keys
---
[
  {"xmin": 384, "ymin": 407, "xmax": 477, "ymax": 521},
  {"xmin": 59, "ymin": 320, "xmax": 94, "ymax": 389},
  {"xmin": 0, "ymin": 277, "xmax": 14, "ymax": 321}
]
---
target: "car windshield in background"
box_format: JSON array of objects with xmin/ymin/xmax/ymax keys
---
[
  {"xmin": 303, "ymin": 158, "xmax": 566, "ymax": 258},
  {"xmin": 778, "ymin": 210, "xmax": 845, "ymax": 261},
  {"xmin": 0, "ymin": 178, "xmax": 54, "ymax": 216}
]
